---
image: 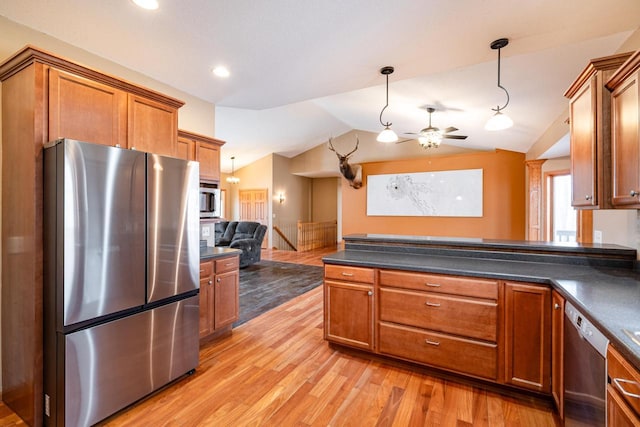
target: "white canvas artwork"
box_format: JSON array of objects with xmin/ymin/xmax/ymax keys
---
[{"xmin": 367, "ymin": 169, "xmax": 483, "ymax": 217}]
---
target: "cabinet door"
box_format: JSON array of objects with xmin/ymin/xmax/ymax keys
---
[
  {"xmin": 199, "ymin": 261, "xmax": 214, "ymax": 338},
  {"xmin": 607, "ymin": 385, "xmax": 640, "ymax": 427},
  {"xmin": 503, "ymin": 282, "xmax": 551, "ymax": 393},
  {"xmin": 128, "ymin": 94, "xmax": 177, "ymax": 157},
  {"xmin": 199, "ymin": 277, "xmax": 213, "ymax": 338},
  {"xmin": 49, "ymin": 68, "xmax": 127, "ymax": 147},
  {"xmin": 551, "ymin": 290, "xmax": 565, "ymax": 419},
  {"xmin": 198, "ymin": 142, "xmax": 221, "ymax": 182},
  {"xmin": 214, "ymin": 270, "xmax": 239, "ymax": 329},
  {"xmin": 611, "ymin": 71, "xmax": 640, "ymax": 207},
  {"xmin": 324, "ymin": 280, "xmax": 374, "ymax": 350},
  {"xmin": 176, "ymin": 137, "xmax": 195, "ymax": 161},
  {"xmin": 569, "ymin": 77, "xmax": 598, "ymax": 207}
]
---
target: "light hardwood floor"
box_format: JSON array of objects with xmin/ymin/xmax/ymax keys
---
[{"xmin": 1, "ymin": 246, "xmax": 561, "ymax": 426}]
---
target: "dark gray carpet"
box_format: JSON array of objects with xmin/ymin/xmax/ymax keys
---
[{"xmin": 234, "ymin": 260, "xmax": 324, "ymax": 326}]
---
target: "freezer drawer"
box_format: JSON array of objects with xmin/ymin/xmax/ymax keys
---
[{"xmin": 50, "ymin": 296, "xmax": 199, "ymax": 427}]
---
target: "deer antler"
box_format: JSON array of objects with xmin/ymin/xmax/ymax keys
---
[
  {"xmin": 327, "ymin": 137, "xmax": 337, "ymax": 153},
  {"xmin": 344, "ymin": 135, "xmax": 359, "ymax": 158}
]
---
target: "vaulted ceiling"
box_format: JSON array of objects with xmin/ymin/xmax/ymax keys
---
[{"xmin": 1, "ymin": 1, "xmax": 639, "ymax": 171}]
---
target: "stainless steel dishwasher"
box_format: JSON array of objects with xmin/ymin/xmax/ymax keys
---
[{"xmin": 564, "ymin": 301, "xmax": 609, "ymax": 426}]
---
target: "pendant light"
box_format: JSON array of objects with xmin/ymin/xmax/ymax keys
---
[
  {"xmin": 485, "ymin": 38, "xmax": 514, "ymax": 131},
  {"xmin": 226, "ymin": 156, "xmax": 240, "ymax": 184},
  {"xmin": 376, "ymin": 66, "xmax": 398, "ymax": 143}
]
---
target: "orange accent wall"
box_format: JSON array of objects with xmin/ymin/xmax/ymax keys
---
[{"xmin": 342, "ymin": 149, "xmax": 526, "ymax": 239}]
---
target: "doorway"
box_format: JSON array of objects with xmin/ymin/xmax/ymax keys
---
[{"xmin": 239, "ymin": 189, "xmax": 269, "ymax": 248}]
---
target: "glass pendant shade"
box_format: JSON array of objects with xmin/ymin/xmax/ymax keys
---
[
  {"xmin": 418, "ymin": 129, "xmax": 443, "ymax": 148},
  {"xmin": 485, "ymin": 110, "xmax": 513, "ymax": 131},
  {"xmin": 132, "ymin": 0, "xmax": 159, "ymax": 10},
  {"xmin": 226, "ymin": 156, "xmax": 240, "ymax": 183},
  {"xmin": 377, "ymin": 126, "xmax": 398, "ymax": 143}
]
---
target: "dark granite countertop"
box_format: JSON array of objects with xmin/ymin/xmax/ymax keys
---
[
  {"xmin": 323, "ymin": 236, "xmax": 640, "ymax": 372},
  {"xmin": 200, "ymin": 246, "xmax": 241, "ymax": 260}
]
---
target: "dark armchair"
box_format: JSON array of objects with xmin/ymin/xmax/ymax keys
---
[{"xmin": 214, "ymin": 221, "xmax": 267, "ymax": 268}]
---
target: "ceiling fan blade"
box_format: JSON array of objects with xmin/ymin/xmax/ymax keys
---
[
  {"xmin": 443, "ymin": 134, "xmax": 468, "ymax": 140},
  {"xmin": 395, "ymin": 138, "xmax": 414, "ymax": 144},
  {"xmin": 403, "ymin": 132, "xmax": 420, "ymax": 136},
  {"xmin": 443, "ymin": 127, "xmax": 458, "ymax": 133}
]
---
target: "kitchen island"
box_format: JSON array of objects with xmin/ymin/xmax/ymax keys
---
[{"xmin": 322, "ymin": 234, "xmax": 640, "ymax": 399}]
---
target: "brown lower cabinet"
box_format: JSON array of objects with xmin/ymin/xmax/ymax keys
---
[
  {"xmin": 199, "ymin": 255, "xmax": 240, "ymax": 340},
  {"xmin": 551, "ymin": 290, "xmax": 565, "ymax": 419},
  {"xmin": 323, "ymin": 264, "xmax": 375, "ymax": 351},
  {"xmin": 503, "ymin": 282, "xmax": 551, "ymax": 393},
  {"xmin": 323, "ymin": 265, "xmax": 553, "ymax": 394},
  {"xmin": 607, "ymin": 345, "xmax": 640, "ymax": 426}
]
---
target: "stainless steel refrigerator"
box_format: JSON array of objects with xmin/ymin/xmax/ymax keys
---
[{"xmin": 43, "ymin": 139, "xmax": 200, "ymax": 426}]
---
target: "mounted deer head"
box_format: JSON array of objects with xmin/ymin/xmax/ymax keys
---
[{"xmin": 328, "ymin": 136, "xmax": 363, "ymax": 189}]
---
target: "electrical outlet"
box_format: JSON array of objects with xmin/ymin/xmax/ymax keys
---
[
  {"xmin": 594, "ymin": 230, "xmax": 602, "ymax": 244},
  {"xmin": 202, "ymin": 226, "xmax": 210, "ymax": 237}
]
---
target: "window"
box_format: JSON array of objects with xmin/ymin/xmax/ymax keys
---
[{"xmin": 546, "ymin": 172, "xmax": 577, "ymax": 242}]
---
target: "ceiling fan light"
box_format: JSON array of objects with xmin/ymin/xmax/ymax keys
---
[
  {"xmin": 485, "ymin": 110, "xmax": 513, "ymax": 131},
  {"xmin": 418, "ymin": 129, "xmax": 443, "ymax": 148},
  {"xmin": 377, "ymin": 126, "xmax": 398, "ymax": 143}
]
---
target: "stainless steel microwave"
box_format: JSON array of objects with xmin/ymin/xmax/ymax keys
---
[{"xmin": 199, "ymin": 185, "xmax": 221, "ymax": 218}]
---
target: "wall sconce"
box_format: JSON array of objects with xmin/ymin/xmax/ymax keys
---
[{"xmin": 278, "ymin": 193, "xmax": 285, "ymax": 204}]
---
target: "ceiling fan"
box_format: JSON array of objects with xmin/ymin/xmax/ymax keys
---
[{"xmin": 401, "ymin": 107, "xmax": 468, "ymax": 148}]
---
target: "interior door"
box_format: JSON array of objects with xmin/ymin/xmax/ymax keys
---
[{"xmin": 239, "ymin": 189, "xmax": 268, "ymax": 248}]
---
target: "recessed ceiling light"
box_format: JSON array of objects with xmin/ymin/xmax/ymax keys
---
[
  {"xmin": 212, "ymin": 66, "xmax": 230, "ymax": 78},
  {"xmin": 131, "ymin": 0, "xmax": 159, "ymax": 10}
]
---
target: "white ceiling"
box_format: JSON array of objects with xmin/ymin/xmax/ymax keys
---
[{"xmin": 1, "ymin": 1, "xmax": 639, "ymax": 172}]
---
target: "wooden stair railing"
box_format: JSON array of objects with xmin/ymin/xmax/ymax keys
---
[{"xmin": 274, "ymin": 225, "xmax": 297, "ymax": 251}]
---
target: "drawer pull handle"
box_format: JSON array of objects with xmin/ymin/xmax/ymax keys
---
[
  {"xmin": 613, "ymin": 378, "xmax": 640, "ymax": 399},
  {"xmin": 341, "ymin": 272, "xmax": 354, "ymax": 277},
  {"xmin": 425, "ymin": 340, "xmax": 440, "ymax": 346},
  {"xmin": 425, "ymin": 302, "xmax": 441, "ymax": 307},
  {"xmin": 200, "ymin": 269, "xmax": 205, "ymax": 273},
  {"xmin": 367, "ymin": 291, "xmax": 373, "ymax": 296},
  {"xmin": 631, "ymin": 190, "xmax": 639, "ymax": 197},
  {"xmin": 225, "ymin": 263, "xmax": 234, "ymax": 266},
  {"xmin": 425, "ymin": 283, "xmax": 441, "ymax": 287}
]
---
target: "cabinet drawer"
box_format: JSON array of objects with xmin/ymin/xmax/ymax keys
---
[
  {"xmin": 200, "ymin": 260, "xmax": 213, "ymax": 278},
  {"xmin": 215, "ymin": 256, "xmax": 239, "ymax": 274},
  {"xmin": 379, "ymin": 287, "xmax": 497, "ymax": 342},
  {"xmin": 379, "ymin": 270, "xmax": 497, "ymax": 300},
  {"xmin": 325, "ymin": 264, "xmax": 374, "ymax": 284},
  {"xmin": 608, "ymin": 345, "xmax": 640, "ymax": 418},
  {"xmin": 379, "ymin": 322, "xmax": 497, "ymax": 380}
]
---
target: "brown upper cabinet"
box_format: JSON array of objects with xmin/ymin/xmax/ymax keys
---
[
  {"xmin": 177, "ymin": 129, "xmax": 225, "ymax": 182},
  {"xmin": 0, "ymin": 45, "xmax": 184, "ymax": 426},
  {"xmin": 606, "ymin": 51, "xmax": 640, "ymax": 208},
  {"xmin": 564, "ymin": 52, "xmax": 633, "ymax": 209}
]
